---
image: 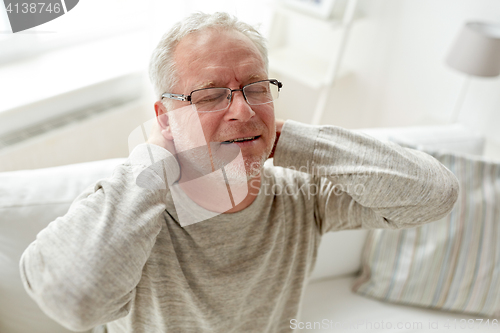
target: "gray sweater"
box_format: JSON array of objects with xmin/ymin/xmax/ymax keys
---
[{"xmin": 19, "ymin": 120, "xmax": 459, "ymax": 332}]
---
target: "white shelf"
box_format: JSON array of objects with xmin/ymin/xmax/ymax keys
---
[
  {"xmin": 269, "ymin": 47, "xmax": 328, "ymax": 89},
  {"xmin": 274, "ymin": 5, "xmax": 344, "ymax": 29},
  {"xmin": 0, "ymin": 32, "xmax": 150, "ymax": 137},
  {"xmin": 269, "ymin": 46, "xmax": 349, "ymax": 89},
  {"xmin": 268, "ymin": 0, "xmax": 358, "ymax": 124}
]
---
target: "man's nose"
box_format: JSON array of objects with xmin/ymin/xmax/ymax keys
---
[{"xmin": 223, "ymin": 90, "xmax": 255, "ymax": 122}]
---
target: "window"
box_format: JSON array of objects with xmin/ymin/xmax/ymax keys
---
[
  {"xmin": 0, "ymin": 0, "xmax": 165, "ymax": 140},
  {"xmin": 0, "ymin": 0, "xmax": 272, "ymax": 143}
]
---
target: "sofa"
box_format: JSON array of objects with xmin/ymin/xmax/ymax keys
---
[{"xmin": 1, "ymin": 124, "xmax": 498, "ymax": 333}]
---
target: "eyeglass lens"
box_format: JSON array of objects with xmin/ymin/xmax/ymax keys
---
[{"xmin": 191, "ymin": 81, "xmax": 279, "ymax": 112}]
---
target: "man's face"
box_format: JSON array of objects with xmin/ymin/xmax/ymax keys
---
[{"xmin": 168, "ymin": 28, "xmax": 276, "ymax": 180}]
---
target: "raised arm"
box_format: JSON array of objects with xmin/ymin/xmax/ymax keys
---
[
  {"xmin": 273, "ymin": 120, "xmax": 459, "ymax": 234},
  {"xmin": 19, "ymin": 143, "xmax": 178, "ymax": 331}
]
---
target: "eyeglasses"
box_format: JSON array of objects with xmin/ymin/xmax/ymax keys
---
[{"xmin": 161, "ymin": 79, "xmax": 283, "ymax": 112}]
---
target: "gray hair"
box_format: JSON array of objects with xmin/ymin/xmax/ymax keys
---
[{"xmin": 149, "ymin": 12, "xmax": 269, "ymax": 105}]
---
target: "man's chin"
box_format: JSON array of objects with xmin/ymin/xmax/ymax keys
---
[{"xmin": 245, "ymin": 157, "xmax": 268, "ymax": 179}]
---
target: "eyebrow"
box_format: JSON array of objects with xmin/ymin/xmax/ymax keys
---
[
  {"xmin": 195, "ymin": 81, "xmax": 216, "ymax": 90},
  {"xmin": 193, "ymin": 74, "xmax": 267, "ymax": 91},
  {"xmin": 248, "ymin": 73, "xmax": 266, "ymax": 81}
]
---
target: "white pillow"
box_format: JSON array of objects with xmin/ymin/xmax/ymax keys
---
[
  {"xmin": 359, "ymin": 123, "xmax": 485, "ymax": 156},
  {"xmin": 0, "ymin": 158, "xmax": 125, "ymax": 333}
]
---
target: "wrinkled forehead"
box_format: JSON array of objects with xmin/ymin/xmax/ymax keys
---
[
  {"xmin": 175, "ymin": 28, "xmax": 264, "ymax": 63},
  {"xmin": 173, "ymin": 29, "xmax": 266, "ymax": 90}
]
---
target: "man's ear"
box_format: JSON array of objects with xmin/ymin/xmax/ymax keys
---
[{"xmin": 154, "ymin": 101, "xmax": 173, "ymax": 140}]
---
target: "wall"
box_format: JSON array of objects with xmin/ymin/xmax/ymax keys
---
[
  {"xmin": 0, "ymin": 0, "xmax": 275, "ymax": 171},
  {"xmin": 2, "ymin": 0, "xmax": 499, "ymax": 171},
  {"xmin": 274, "ymin": 0, "xmax": 500, "ymax": 147}
]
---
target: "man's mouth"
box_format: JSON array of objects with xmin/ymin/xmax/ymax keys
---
[{"xmin": 221, "ymin": 136, "xmax": 260, "ymax": 144}]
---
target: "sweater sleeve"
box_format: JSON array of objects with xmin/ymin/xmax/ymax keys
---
[
  {"xmin": 273, "ymin": 120, "xmax": 459, "ymax": 234},
  {"xmin": 19, "ymin": 143, "xmax": 179, "ymax": 332}
]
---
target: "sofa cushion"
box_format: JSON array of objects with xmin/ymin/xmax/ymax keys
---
[
  {"xmin": 299, "ymin": 276, "xmax": 497, "ymax": 332},
  {"xmin": 359, "ymin": 124, "xmax": 485, "ymax": 156},
  {"xmin": 0, "ymin": 158, "xmax": 125, "ymax": 333},
  {"xmin": 352, "ymin": 148, "xmax": 500, "ymax": 318}
]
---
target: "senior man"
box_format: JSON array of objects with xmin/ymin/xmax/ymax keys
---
[{"xmin": 20, "ymin": 12, "xmax": 458, "ymax": 333}]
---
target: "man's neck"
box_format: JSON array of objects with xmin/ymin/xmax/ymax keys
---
[
  {"xmin": 178, "ymin": 173, "xmax": 261, "ymax": 214},
  {"xmin": 225, "ymin": 175, "xmax": 261, "ymax": 213}
]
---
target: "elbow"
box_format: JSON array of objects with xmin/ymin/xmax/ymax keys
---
[
  {"xmin": 21, "ymin": 280, "xmax": 104, "ymax": 331},
  {"xmin": 382, "ymin": 171, "xmax": 460, "ymax": 229},
  {"xmin": 20, "ymin": 253, "xmax": 131, "ymax": 332},
  {"xmin": 19, "ymin": 249, "xmax": 95, "ymax": 331},
  {"xmin": 447, "ymin": 172, "xmax": 460, "ymax": 211},
  {"xmin": 27, "ymin": 289, "xmax": 131, "ymax": 332},
  {"xmin": 56, "ymin": 294, "xmax": 132, "ymax": 331},
  {"xmin": 54, "ymin": 310, "xmax": 111, "ymax": 333},
  {"xmin": 431, "ymin": 166, "xmax": 460, "ymax": 220},
  {"xmin": 29, "ymin": 286, "xmax": 131, "ymax": 332},
  {"xmin": 46, "ymin": 298, "xmax": 108, "ymax": 332},
  {"xmin": 412, "ymin": 169, "xmax": 460, "ymax": 227},
  {"xmin": 55, "ymin": 317, "xmax": 97, "ymax": 333}
]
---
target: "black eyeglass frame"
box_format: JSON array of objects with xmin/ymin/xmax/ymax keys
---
[{"xmin": 161, "ymin": 79, "xmax": 283, "ymax": 106}]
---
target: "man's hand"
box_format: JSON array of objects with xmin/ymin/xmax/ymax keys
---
[
  {"xmin": 268, "ymin": 119, "xmax": 285, "ymax": 159},
  {"xmin": 148, "ymin": 101, "xmax": 177, "ymax": 156},
  {"xmin": 147, "ymin": 112, "xmax": 177, "ymax": 156}
]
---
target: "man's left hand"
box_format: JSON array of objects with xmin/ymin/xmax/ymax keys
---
[{"xmin": 269, "ymin": 119, "xmax": 285, "ymax": 159}]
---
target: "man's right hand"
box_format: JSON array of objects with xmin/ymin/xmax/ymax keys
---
[
  {"xmin": 147, "ymin": 112, "xmax": 177, "ymax": 156},
  {"xmin": 148, "ymin": 101, "xmax": 177, "ymax": 156}
]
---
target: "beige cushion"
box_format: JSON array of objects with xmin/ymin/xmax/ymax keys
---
[{"xmin": 353, "ymin": 147, "xmax": 500, "ymax": 318}]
